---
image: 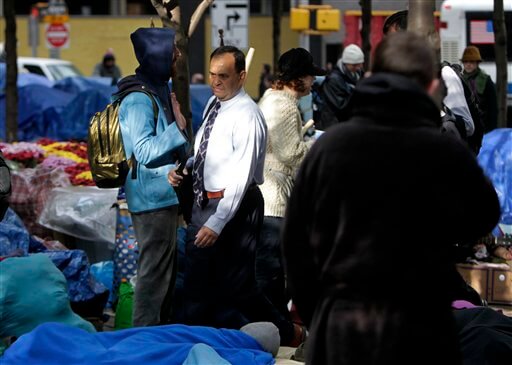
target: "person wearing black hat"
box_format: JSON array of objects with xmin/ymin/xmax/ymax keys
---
[
  {"xmin": 382, "ymin": 9, "xmax": 408, "ymax": 35},
  {"xmin": 257, "ymin": 47, "xmax": 325, "ymax": 329}
]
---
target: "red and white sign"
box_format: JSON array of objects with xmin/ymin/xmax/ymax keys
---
[{"xmin": 45, "ymin": 22, "xmax": 70, "ymax": 49}]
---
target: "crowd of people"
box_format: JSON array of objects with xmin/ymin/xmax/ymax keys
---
[{"xmin": 111, "ymin": 8, "xmax": 508, "ymax": 364}]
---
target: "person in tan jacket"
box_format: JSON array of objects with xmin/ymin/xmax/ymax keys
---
[{"xmin": 257, "ymin": 48, "xmax": 325, "ymax": 324}]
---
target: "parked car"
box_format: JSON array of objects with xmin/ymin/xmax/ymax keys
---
[{"xmin": 17, "ymin": 57, "xmax": 83, "ymax": 81}]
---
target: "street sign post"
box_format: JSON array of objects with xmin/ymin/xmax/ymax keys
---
[
  {"xmin": 45, "ymin": 22, "xmax": 70, "ymax": 49},
  {"xmin": 211, "ymin": 0, "xmax": 249, "ymax": 49},
  {"xmin": 43, "ymin": 0, "xmax": 70, "ymax": 58}
]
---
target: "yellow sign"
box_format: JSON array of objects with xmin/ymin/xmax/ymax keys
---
[
  {"xmin": 290, "ymin": 8, "xmax": 310, "ymax": 31},
  {"xmin": 43, "ymin": 14, "xmax": 69, "ymax": 23},
  {"xmin": 316, "ymin": 9, "xmax": 340, "ymax": 32},
  {"xmin": 290, "ymin": 6, "xmax": 340, "ymax": 33}
]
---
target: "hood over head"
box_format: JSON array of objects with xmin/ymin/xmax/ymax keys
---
[
  {"xmin": 115, "ymin": 27, "xmax": 176, "ymax": 125},
  {"xmin": 130, "ymin": 27, "xmax": 175, "ymax": 86}
]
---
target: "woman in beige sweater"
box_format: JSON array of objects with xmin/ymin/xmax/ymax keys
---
[{"xmin": 257, "ymin": 48, "xmax": 325, "ymax": 326}]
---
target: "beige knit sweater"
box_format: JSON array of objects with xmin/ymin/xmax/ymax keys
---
[{"xmin": 258, "ymin": 89, "xmax": 313, "ymax": 217}]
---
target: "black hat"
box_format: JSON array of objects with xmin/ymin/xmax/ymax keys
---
[
  {"xmin": 383, "ymin": 10, "xmax": 408, "ymax": 35},
  {"xmin": 277, "ymin": 48, "xmax": 326, "ymax": 81}
]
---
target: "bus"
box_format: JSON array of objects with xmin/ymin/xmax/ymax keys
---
[{"xmin": 440, "ymin": 0, "xmax": 512, "ymax": 93}]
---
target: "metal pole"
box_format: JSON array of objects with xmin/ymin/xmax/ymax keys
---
[
  {"xmin": 298, "ymin": 0, "xmax": 309, "ymax": 50},
  {"xmin": 49, "ymin": 48, "xmax": 60, "ymax": 59},
  {"xmin": 29, "ymin": 9, "xmax": 39, "ymax": 57}
]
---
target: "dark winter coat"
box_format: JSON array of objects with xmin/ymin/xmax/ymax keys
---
[
  {"xmin": 463, "ymin": 68, "xmax": 498, "ymax": 132},
  {"xmin": 317, "ymin": 65, "xmax": 362, "ymax": 130},
  {"xmin": 282, "ymin": 73, "xmax": 500, "ymax": 365}
]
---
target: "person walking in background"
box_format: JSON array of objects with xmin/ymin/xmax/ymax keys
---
[
  {"xmin": 92, "ymin": 49, "xmax": 122, "ymax": 84},
  {"xmin": 281, "ymin": 32, "xmax": 500, "ymax": 365},
  {"xmin": 461, "ymin": 45, "xmax": 498, "ymax": 132},
  {"xmin": 115, "ymin": 27, "xmax": 188, "ymax": 327},
  {"xmin": 257, "ymin": 48, "xmax": 325, "ymax": 321},
  {"xmin": 317, "ymin": 44, "xmax": 364, "ymax": 130}
]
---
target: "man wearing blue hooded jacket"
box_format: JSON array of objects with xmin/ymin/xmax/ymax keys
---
[{"xmin": 114, "ymin": 27, "xmax": 188, "ymax": 326}]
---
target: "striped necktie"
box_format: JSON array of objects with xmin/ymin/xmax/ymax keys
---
[{"xmin": 192, "ymin": 100, "xmax": 221, "ymax": 207}]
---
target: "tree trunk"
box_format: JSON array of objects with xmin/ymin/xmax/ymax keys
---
[
  {"xmin": 408, "ymin": 0, "xmax": 440, "ymax": 60},
  {"xmin": 493, "ymin": 0, "xmax": 508, "ymax": 128},
  {"xmin": 4, "ymin": 0, "xmax": 18, "ymax": 142},
  {"xmin": 151, "ymin": 0, "xmax": 213, "ymax": 139},
  {"xmin": 359, "ymin": 0, "xmax": 372, "ymax": 71},
  {"xmin": 272, "ymin": 0, "xmax": 282, "ymax": 73}
]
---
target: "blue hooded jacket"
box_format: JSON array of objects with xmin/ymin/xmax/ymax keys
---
[{"xmin": 115, "ymin": 27, "xmax": 187, "ymax": 213}]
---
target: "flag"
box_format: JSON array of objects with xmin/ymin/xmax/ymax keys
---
[{"xmin": 470, "ymin": 20, "xmax": 495, "ymax": 44}]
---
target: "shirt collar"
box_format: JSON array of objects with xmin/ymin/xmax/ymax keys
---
[{"xmin": 219, "ymin": 88, "xmax": 246, "ymax": 106}]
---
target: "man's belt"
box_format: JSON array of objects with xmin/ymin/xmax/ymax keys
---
[{"xmin": 204, "ymin": 190, "xmax": 224, "ymax": 199}]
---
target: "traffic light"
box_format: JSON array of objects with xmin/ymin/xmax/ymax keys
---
[
  {"xmin": 316, "ymin": 9, "xmax": 340, "ymax": 31},
  {"xmin": 290, "ymin": 8, "xmax": 310, "ymax": 31},
  {"xmin": 290, "ymin": 6, "xmax": 340, "ymax": 33}
]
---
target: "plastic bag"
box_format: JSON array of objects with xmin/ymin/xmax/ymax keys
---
[
  {"xmin": 114, "ymin": 281, "xmax": 134, "ymax": 330},
  {"xmin": 90, "ymin": 260, "xmax": 114, "ymax": 308},
  {"xmin": 38, "ymin": 186, "xmax": 118, "ymax": 244}
]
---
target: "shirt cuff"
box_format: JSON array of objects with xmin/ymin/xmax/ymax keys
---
[{"xmin": 204, "ymin": 214, "xmax": 227, "ymax": 236}]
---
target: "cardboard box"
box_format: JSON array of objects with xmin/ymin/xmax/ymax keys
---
[{"xmin": 457, "ymin": 263, "xmax": 512, "ymax": 305}]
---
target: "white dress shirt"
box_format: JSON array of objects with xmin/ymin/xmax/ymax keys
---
[{"xmin": 194, "ymin": 88, "xmax": 267, "ymax": 234}]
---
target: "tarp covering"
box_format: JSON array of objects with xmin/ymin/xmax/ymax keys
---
[
  {"xmin": 1, "ymin": 322, "xmax": 274, "ymax": 365},
  {"xmin": 0, "ymin": 73, "xmax": 212, "ymax": 141},
  {"xmin": 477, "ymin": 128, "xmax": 512, "ymax": 226},
  {"xmin": 0, "ymin": 208, "xmax": 109, "ymax": 306},
  {"xmin": 0, "ymin": 254, "xmax": 96, "ymax": 343}
]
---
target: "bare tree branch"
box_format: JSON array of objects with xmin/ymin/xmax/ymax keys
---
[
  {"xmin": 150, "ymin": 0, "xmax": 212, "ymax": 138},
  {"xmin": 151, "ymin": 0, "xmax": 177, "ymax": 28},
  {"xmin": 189, "ymin": 0, "xmax": 214, "ymax": 38}
]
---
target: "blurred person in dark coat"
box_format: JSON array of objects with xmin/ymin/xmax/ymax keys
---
[
  {"xmin": 92, "ymin": 50, "xmax": 122, "ymax": 84},
  {"xmin": 281, "ymin": 32, "xmax": 500, "ymax": 365},
  {"xmin": 317, "ymin": 44, "xmax": 364, "ymax": 130}
]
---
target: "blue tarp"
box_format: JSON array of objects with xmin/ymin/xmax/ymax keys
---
[
  {"xmin": 477, "ymin": 128, "xmax": 512, "ymax": 226},
  {"xmin": 0, "ymin": 72, "xmax": 212, "ymax": 141},
  {"xmin": 0, "ymin": 208, "xmax": 108, "ymax": 304},
  {"xmin": 1, "ymin": 322, "xmax": 274, "ymax": 365}
]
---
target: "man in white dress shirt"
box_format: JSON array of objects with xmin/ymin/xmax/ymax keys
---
[{"xmin": 169, "ymin": 46, "xmax": 302, "ymax": 344}]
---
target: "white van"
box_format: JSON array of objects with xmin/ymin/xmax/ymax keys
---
[{"xmin": 17, "ymin": 57, "xmax": 82, "ymax": 81}]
